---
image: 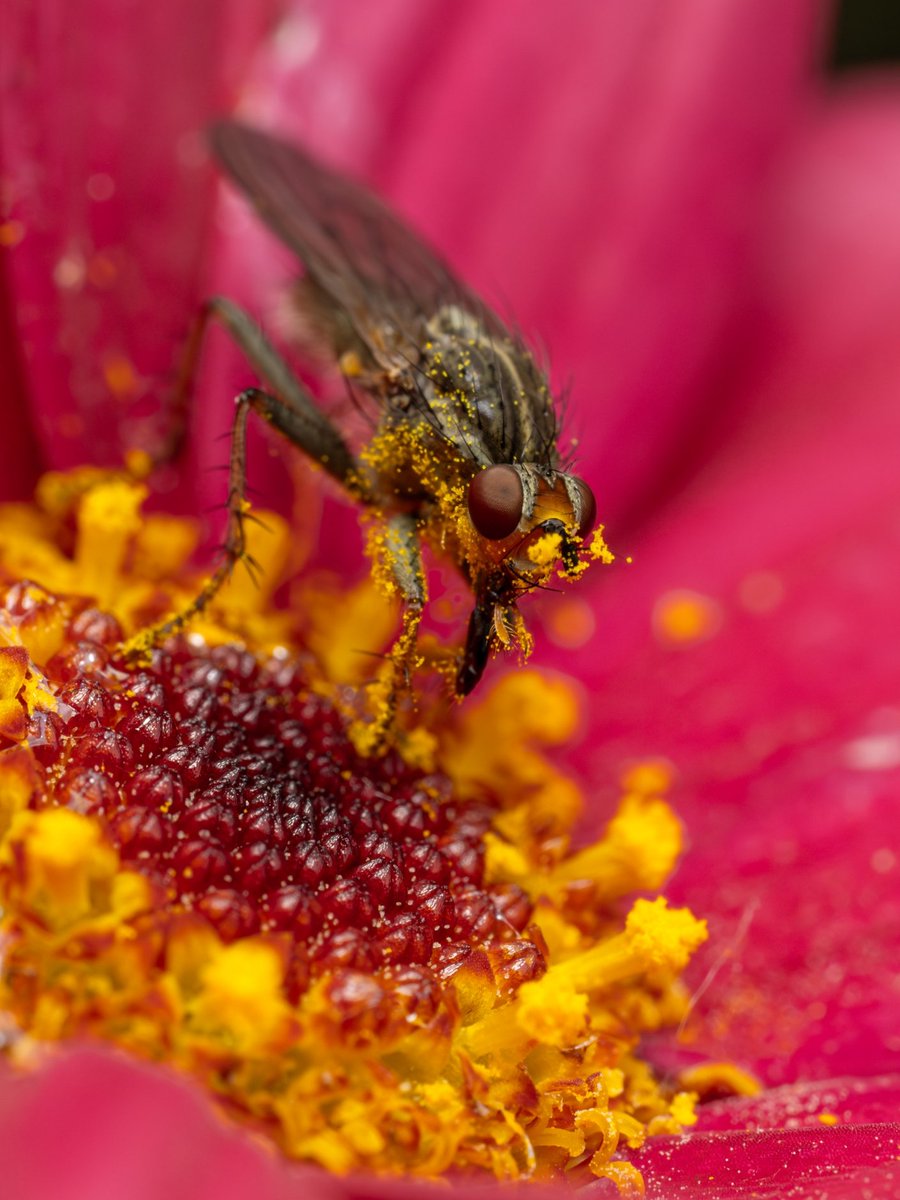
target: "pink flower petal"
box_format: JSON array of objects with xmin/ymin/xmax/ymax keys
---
[
  {"xmin": 695, "ymin": 1076, "xmax": 900, "ymax": 1131},
  {"xmin": 0, "ymin": 1048, "xmax": 305, "ymax": 1200},
  {"xmin": 535, "ymin": 86, "xmax": 900, "ymax": 1085},
  {"xmin": 633, "ymin": 1123, "xmax": 900, "ymax": 1200},
  {"xmin": 629, "ymin": 1077, "xmax": 900, "ymax": 1198},
  {"xmin": 0, "ymin": 0, "xmax": 280, "ymax": 493},
  {"xmin": 0, "ymin": 263, "xmax": 42, "ymax": 498}
]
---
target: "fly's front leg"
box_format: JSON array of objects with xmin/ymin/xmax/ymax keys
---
[{"xmin": 354, "ymin": 512, "xmax": 426, "ymax": 754}]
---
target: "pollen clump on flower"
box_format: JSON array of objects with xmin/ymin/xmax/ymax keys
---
[{"xmin": 0, "ymin": 469, "xmax": 710, "ymax": 1188}]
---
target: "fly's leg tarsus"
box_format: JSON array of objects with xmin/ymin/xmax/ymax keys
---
[
  {"xmin": 382, "ymin": 512, "xmax": 427, "ymax": 611},
  {"xmin": 352, "ymin": 513, "xmax": 427, "ymax": 754},
  {"xmin": 353, "ymin": 604, "xmax": 425, "ymax": 757},
  {"xmin": 122, "ymin": 292, "xmax": 367, "ymax": 659},
  {"xmin": 121, "ymin": 388, "xmax": 282, "ymax": 658}
]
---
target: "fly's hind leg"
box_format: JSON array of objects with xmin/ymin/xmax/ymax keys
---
[
  {"xmin": 124, "ymin": 386, "xmax": 307, "ymax": 655},
  {"xmin": 168, "ymin": 297, "xmax": 360, "ymax": 490},
  {"xmin": 123, "ymin": 296, "xmax": 362, "ymax": 657}
]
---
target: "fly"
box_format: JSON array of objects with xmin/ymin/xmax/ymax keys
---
[{"xmin": 138, "ymin": 120, "xmax": 607, "ymax": 727}]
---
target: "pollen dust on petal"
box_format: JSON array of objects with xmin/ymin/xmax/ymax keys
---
[{"xmin": 653, "ymin": 589, "xmax": 722, "ymax": 645}]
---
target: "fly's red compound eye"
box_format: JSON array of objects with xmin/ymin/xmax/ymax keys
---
[
  {"xmin": 571, "ymin": 478, "xmax": 597, "ymax": 539},
  {"xmin": 467, "ymin": 466, "xmax": 524, "ymax": 540}
]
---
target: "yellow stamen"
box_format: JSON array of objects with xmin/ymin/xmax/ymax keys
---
[{"xmin": 0, "ymin": 469, "xmax": 725, "ymax": 1188}]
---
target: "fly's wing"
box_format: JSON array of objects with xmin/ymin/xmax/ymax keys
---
[{"xmin": 211, "ymin": 119, "xmax": 505, "ymax": 364}]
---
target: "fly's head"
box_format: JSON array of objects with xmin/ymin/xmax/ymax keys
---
[{"xmin": 457, "ymin": 463, "xmax": 605, "ymax": 695}]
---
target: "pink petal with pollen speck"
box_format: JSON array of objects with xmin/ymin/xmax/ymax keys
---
[
  {"xmin": 556, "ymin": 85, "xmax": 900, "ymax": 1089},
  {"xmin": 628, "ymin": 1077, "xmax": 900, "ymax": 1198},
  {"xmin": 632, "ymin": 1121, "xmax": 900, "ymax": 1200},
  {"xmin": 0, "ymin": 0, "xmax": 280, "ymax": 494}
]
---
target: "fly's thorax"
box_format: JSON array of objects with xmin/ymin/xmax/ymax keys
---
[{"xmin": 416, "ymin": 306, "xmax": 558, "ymax": 466}]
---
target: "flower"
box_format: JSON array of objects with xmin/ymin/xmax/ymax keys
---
[
  {"xmin": 3, "ymin": 1, "xmax": 900, "ymax": 1198},
  {"xmin": 0, "ymin": 477, "xmax": 706, "ymax": 1186}
]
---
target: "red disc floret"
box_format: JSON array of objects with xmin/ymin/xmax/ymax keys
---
[{"xmin": 32, "ymin": 630, "xmax": 547, "ymax": 1000}]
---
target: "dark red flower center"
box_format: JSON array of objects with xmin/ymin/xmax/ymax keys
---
[{"xmin": 37, "ymin": 624, "xmax": 543, "ymax": 1009}]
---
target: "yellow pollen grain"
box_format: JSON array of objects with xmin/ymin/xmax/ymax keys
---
[
  {"xmin": 74, "ymin": 479, "xmax": 146, "ymax": 603},
  {"xmin": 818, "ymin": 1112, "xmax": 840, "ymax": 1126},
  {"xmin": 194, "ymin": 940, "xmax": 291, "ymax": 1050},
  {"xmin": 653, "ymin": 589, "xmax": 722, "ymax": 645},
  {"xmin": 589, "ymin": 527, "xmax": 615, "ymax": 564},
  {"xmin": 678, "ymin": 1062, "xmax": 761, "ymax": 1099},
  {"xmin": 6, "ymin": 809, "xmax": 118, "ymax": 928},
  {"xmin": 0, "ymin": 220, "xmax": 25, "ymax": 248},
  {"xmin": 102, "ymin": 354, "xmax": 140, "ymax": 399}
]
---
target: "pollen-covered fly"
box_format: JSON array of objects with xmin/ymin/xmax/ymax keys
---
[{"xmin": 152, "ymin": 120, "xmax": 608, "ymax": 709}]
